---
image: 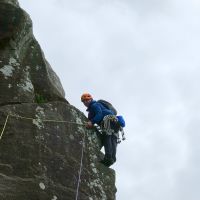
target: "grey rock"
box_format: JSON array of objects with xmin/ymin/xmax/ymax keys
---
[
  {"xmin": 0, "ymin": 103, "xmax": 116, "ymax": 200},
  {"xmin": 0, "ymin": 0, "xmax": 116, "ymax": 199},
  {"xmin": 0, "ymin": 1, "xmax": 66, "ymax": 105}
]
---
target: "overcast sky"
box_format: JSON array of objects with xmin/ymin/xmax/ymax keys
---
[{"xmin": 18, "ymin": 0, "xmax": 200, "ymax": 199}]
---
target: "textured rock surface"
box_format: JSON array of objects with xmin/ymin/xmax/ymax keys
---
[
  {"xmin": 0, "ymin": 0, "xmax": 66, "ymax": 105},
  {"xmin": 0, "ymin": 103, "xmax": 116, "ymax": 200},
  {"xmin": 0, "ymin": 1, "xmax": 116, "ymax": 199}
]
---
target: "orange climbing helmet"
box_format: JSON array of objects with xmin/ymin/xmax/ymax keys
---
[{"xmin": 81, "ymin": 93, "xmax": 93, "ymax": 102}]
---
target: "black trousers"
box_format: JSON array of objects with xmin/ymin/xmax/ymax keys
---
[{"xmin": 102, "ymin": 134, "xmax": 118, "ymax": 162}]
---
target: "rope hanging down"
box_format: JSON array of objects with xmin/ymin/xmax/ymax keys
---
[
  {"xmin": 0, "ymin": 115, "xmax": 9, "ymax": 140},
  {"xmin": 75, "ymin": 131, "xmax": 85, "ymax": 200}
]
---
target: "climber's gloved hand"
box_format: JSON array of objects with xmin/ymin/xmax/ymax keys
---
[{"xmin": 86, "ymin": 121, "xmax": 93, "ymax": 129}]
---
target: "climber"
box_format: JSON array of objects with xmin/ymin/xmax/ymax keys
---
[{"xmin": 81, "ymin": 93, "xmax": 120, "ymax": 167}]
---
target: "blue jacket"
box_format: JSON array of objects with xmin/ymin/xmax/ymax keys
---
[{"xmin": 87, "ymin": 100, "xmax": 114, "ymax": 125}]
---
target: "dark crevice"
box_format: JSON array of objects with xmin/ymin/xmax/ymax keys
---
[{"xmin": 0, "ymin": 102, "xmax": 23, "ymax": 107}]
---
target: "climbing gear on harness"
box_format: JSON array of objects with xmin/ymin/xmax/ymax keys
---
[
  {"xmin": 101, "ymin": 115, "xmax": 118, "ymax": 134},
  {"xmin": 81, "ymin": 93, "xmax": 93, "ymax": 102},
  {"xmin": 100, "ymin": 115, "xmax": 126, "ymax": 143},
  {"xmin": 94, "ymin": 124, "xmax": 102, "ymax": 133},
  {"xmin": 118, "ymin": 127, "xmax": 126, "ymax": 143}
]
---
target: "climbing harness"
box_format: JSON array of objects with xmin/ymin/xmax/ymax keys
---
[
  {"xmin": 118, "ymin": 127, "xmax": 126, "ymax": 143},
  {"xmin": 101, "ymin": 115, "xmax": 118, "ymax": 134},
  {"xmin": 0, "ymin": 113, "xmax": 86, "ymax": 200},
  {"xmin": 101, "ymin": 115, "xmax": 126, "ymax": 143}
]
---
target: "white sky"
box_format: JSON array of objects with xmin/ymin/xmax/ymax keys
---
[{"xmin": 18, "ymin": 0, "xmax": 200, "ymax": 199}]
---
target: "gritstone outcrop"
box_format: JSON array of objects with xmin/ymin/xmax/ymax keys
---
[{"xmin": 0, "ymin": 1, "xmax": 116, "ymax": 199}]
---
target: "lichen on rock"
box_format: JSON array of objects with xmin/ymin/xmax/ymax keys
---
[
  {"xmin": 0, "ymin": 0, "xmax": 116, "ymax": 199},
  {"xmin": 0, "ymin": 64, "xmax": 15, "ymax": 79}
]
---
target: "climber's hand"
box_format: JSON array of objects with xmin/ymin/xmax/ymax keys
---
[{"xmin": 86, "ymin": 121, "xmax": 93, "ymax": 129}]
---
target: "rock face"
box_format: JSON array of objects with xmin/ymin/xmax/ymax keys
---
[
  {"xmin": 0, "ymin": 0, "xmax": 66, "ymax": 105},
  {"xmin": 0, "ymin": 1, "xmax": 116, "ymax": 199}
]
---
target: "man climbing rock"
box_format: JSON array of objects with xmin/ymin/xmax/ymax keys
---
[{"xmin": 81, "ymin": 93, "xmax": 121, "ymax": 167}]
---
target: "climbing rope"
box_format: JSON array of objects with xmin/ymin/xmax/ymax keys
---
[
  {"xmin": 9, "ymin": 114, "xmax": 85, "ymax": 125},
  {"xmin": 0, "ymin": 114, "xmax": 85, "ymax": 140},
  {"xmin": 75, "ymin": 131, "xmax": 85, "ymax": 200},
  {"xmin": 0, "ymin": 115, "xmax": 9, "ymax": 140},
  {"xmin": 0, "ymin": 113, "xmax": 87, "ymax": 199}
]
